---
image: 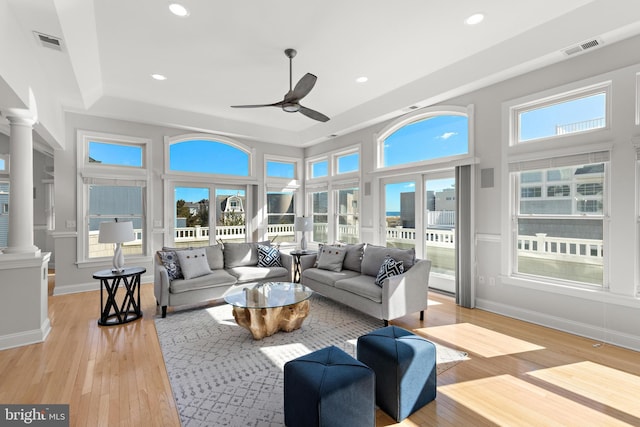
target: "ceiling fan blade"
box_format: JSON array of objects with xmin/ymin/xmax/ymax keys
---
[
  {"xmin": 286, "ymin": 73, "xmax": 317, "ymax": 102},
  {"xmin": 231, "ymin": 101, "xmax": 283, "ymax": 108},
  {"xmin": 299, "ymin": 105, "xmax": 330, "ymax": 122}
]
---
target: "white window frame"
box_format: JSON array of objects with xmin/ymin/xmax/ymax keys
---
[
  {"xmin": 502, "ymin": 78, "xmax": 613, "ymax": 292},
  {"xmin": 76, "ymin": 130, "xmax": 151, "ymax": 267},
  {"xmin": 510, "ymin": 82, "xmax": 611, "ymax": 147},
  {"xmin": 306, "ymin": 156, "xmax": 330, "ymax": 180},
  {"xmin": 164, "ymin": 133, "xmax": 256, "ymax": 181},
  {"xmin": 375, "ymin": 105, "xmax": 474, "ymax": 172},
  {"xmin": 0, "ymin": 154, "xmax": 8, "ymax": 174},
  {"xmin": 305, "ymin": 145, "xmax": 361, "ymax": 244},
  {"xmin": 333, "ymin": 148, "xmax": 360, "ymax": 177},
  {"xmin": 264, "ymin": 154, "xmax": 302, "ymax": 247}
]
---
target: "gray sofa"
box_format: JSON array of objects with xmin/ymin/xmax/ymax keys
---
[
  {"xmin": 154, "ymin": 241, "xmax": 292, "ymax": 317},
  {"xmin": 300, "ymin": 243, "xmax": 431, "ymax": 324}
]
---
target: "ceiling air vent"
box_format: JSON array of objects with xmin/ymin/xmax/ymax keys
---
[
  {"xmin": 33, "ymin": 31, "xmax": 63, "ymax": 51},
  {"xmin": 562, "ymin": 38, "xmax": 602, "ymax": 56}
]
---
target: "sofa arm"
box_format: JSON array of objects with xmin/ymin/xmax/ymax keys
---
[
  {"xmin": 279, "ymin": 252, "xmax": 294, "ymax": 282},
  {"xmin": 154, "ymin": 254, "xmax": 171, "ymax": 309},
  {"xmin": 299, "ymin": 253, "xmax": 317, "ymax": 272},
  {"xmin": 382, "ymin": 259, "xmax": 431, "ymax": 321}
]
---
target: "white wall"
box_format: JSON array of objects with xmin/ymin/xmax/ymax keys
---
[
  {"xmin": 52, "ymin": 112, "xmax": 304, "ymax": 294},
  {"xmin": 303, "ymin": 34, "xmax": 640, "ymax": 351}
]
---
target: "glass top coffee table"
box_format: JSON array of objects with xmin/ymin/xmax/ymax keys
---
[{"xmin": 224, "ymin": 282, "xmax": 313, "ymax": 339}]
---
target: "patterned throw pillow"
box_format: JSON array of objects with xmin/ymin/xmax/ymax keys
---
[
  {"xmin": 158, "ymin": 250, "xmax": 183, "ymax": 280},
  {"xmin": 375, "ymin": 256, "xmax": 405, "ymax": 286},
  {"xmin": 257, "ymin": 244, "xmax": 283, "ymax": 267}
]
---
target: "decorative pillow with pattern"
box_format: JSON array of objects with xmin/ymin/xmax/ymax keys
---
[
  {"xmin": 257, "ymin": 244, "xmax": 283, "ymax": 267},
  {"xmin": 375, "ymin": 256, "xmax": 404, "ymax": 286},
  {"xmin": 158, "ymin": 250, "xmax": 183, "ymax": 280}
]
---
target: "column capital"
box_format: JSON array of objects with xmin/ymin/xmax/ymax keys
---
[{"xmin": 1, "ymin": 108, "xmax": 37, "ymax": 127}]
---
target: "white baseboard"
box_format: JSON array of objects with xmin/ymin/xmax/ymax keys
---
[
  {"xmin": 53, "ymin": 273, "xmax": 154, "ymax": 295},
  {"xmin": 476, "ymin": 298, "xmax": 640, "ymax": 352},
  {"xmin": 0, "ymin": 318, "xmax": 51, "ymax": 351}
]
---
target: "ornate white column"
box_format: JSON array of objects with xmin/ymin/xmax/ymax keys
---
[{"xmin": 2, "ymin": 108, "xmax": 39, "ymax": 254}]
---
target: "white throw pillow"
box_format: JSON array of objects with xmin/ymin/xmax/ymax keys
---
[{"xmin": 176, "ymin": 248, "xmax": 211, "ymax": 279}]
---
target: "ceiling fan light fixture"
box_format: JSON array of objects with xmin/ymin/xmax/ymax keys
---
[{"xmin": 283, "ymin": 103, "xmax": 300, "ymax": 113}]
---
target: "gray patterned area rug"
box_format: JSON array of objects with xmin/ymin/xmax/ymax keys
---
[{"xmin": 154, "ymin": 294, "xmax": 468, "ymax": 427}]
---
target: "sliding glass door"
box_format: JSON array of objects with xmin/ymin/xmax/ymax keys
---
[{"xmin": 425, "ymin": 173, "xmax": 456, "ymax": 293}]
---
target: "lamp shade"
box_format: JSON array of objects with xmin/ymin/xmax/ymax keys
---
[
  {"xmin": 98, "ymin": 221, "xmax": 135, "ymax": 243},
  {"xmin": 295, "ymin": 216, "xmax": 313, "ymax": 232}
]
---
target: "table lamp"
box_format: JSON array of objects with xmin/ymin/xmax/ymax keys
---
[
  {"xmin": 99, "ymin": 220, "xmax": 135, "ymax": 273},
  {"xmin": 295, "ymin": 216, "xmax": 313, "ymax": 251}
]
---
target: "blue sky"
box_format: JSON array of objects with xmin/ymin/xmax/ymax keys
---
[{"xmin": 520, "ymin": 93, "xmax": 605, "ymax": 141}]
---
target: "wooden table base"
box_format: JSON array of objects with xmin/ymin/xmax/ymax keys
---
[{"xmin": 231, "ymin": 300, "xmax": 310, "ymax": 340}]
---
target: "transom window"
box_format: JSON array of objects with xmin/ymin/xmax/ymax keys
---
[
  {"xmin": 336, "ymin": 152, "xmax": 359, "ymax": 174},
  {"xmin": 309, "ymin": 159, "xmax": 328, "ymax": 179},
  {"xmin": 266, "ymin": 161, "xmax": 295, "ymax": 179},
  {"xmin": 378, "ymin": 113, "xmax": 469, "ymax": 168},
  {"xmin": 88, "ymin": 141, "xmax": 143, "ymax": 167},
  {"xmin": 512, "ymin": 84, "xmax": 609, "ymax": 145},
  {"xmin": 169, "ymin": 138, "xmax": 249, "ymax": 176}
]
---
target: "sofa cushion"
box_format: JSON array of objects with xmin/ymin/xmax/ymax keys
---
[
  {"xmin": 223, "ymin": 241, "xmax": 271, "ymax": 268},
  {"xmin": 375, "ymin": 256, "xmax": 405, "ymax": 286},
  {"xmin": 157, "ymin": 250, "xmax": 183, "ymax": 280},
  {"xmin": 341, "ymin": 243, "xmax": 365, "ymax": 272},
  {"xmin": 205, "ymin": 244, "xmax": 224, "ymax": 270},
  {"xmin": 302, "ymin": 268, "xmax": 361, "ymax": 287},
  {"xmin": 225, "ymin": 266, "xmax": 289, "ymax": 283},
  {"xmin": 317, "ymin": 246, "xmax": 347, "ymax": 272},
  {"xmin": 176, "ymin": 248, "xmax": 211, "ymax": 279},
  {"xmin": 361, "ymin": 245, "xmax": 416, "ymax": 277},
  {"xmin": 334, "ymin": 275, "xmax": 383, "ymax": 303},
  {"xmin": 169, "ymin": 269, "xmax": 237, "ymax": 294},
  {"xmin": 257, "ymin": 244, "xmax": 283, "ymax": 267}
]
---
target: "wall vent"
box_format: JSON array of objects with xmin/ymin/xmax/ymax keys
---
[
  {"xmin": 562, "ymin": 38, "xmax": 602, "ymax": 56},
  {"xmin": 33, "ymin": 31, "xmax": 63, "ymax": 51}
]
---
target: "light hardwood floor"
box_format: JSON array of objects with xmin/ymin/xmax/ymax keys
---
[{"xmin": 1, "ymin": 278, "xmax": 639, "ymax": 426}]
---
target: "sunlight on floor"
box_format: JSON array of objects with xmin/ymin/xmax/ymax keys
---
[
  {"xmin": 439, "ymin": 374, "xmax": 633, "ymax": 426},
  {"xmin": 527, "ymin": 361, "xmax": 640, "ymax": 418},
  {"xmin": 416, "ymin": 323, "xmax": 545, "ymax": 357},
  {"xmin": 427, "ymin": 298, "xmax": 442, "ymax": 306},
  {"xmin": 205, "ymin": 305, "xmax": 238, "ymax": 326},
  {"xmin": 259, "ymin": 343, "xmax": 311, "ymax": 371}
]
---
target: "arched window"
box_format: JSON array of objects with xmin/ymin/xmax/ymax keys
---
[
  {"xmin": 168, "ymin": 136, "xmax": 251, "ymax": 176},
  {"xmin": 377, "ymin": 108, "xmax": 470, "ymax": 169}
]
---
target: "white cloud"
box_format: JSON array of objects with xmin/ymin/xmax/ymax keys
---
[
  {"xmin": 439, "ymin": 132, "xmax": 457, "ymax": 140},
  {"xmin": 405, "ymin": 183, "xmax": 415, "ymax": 189}
]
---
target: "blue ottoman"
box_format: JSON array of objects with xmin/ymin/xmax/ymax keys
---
[
  {"xmin": 357, "ymin": 326, "xmax": 436, "ymax": 421},
  {"xmin": 284, "ymin": 345, "xmax": 375, "ymax": 427}
]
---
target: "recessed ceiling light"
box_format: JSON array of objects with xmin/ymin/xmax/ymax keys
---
[
  {"xmin": 356, "ymin": 76, "xmax": 368, "ymax": 83},
  {"xmin": 169, "ymin": 3, "xmax": 190, "ymax": 17},
  {"xmin": 151, "ymin": 74, "xmax": 167, "ymax": 81},
  {"xmin": 465, "ymin": 13, "xmax": 484, "ymax": 25}
]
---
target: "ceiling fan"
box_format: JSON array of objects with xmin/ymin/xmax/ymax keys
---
[{"xmin": 231, "ymin": 48, "xmax": 330, "ymax": 122}]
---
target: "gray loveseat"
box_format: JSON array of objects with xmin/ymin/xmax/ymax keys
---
[
  {"xmin": 300, "ymin": 243, "xmax": 431, "ymax": 324},
  {"xmin": 154, "ymin": 241, "xmax": 293, "ymax": 317}
]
